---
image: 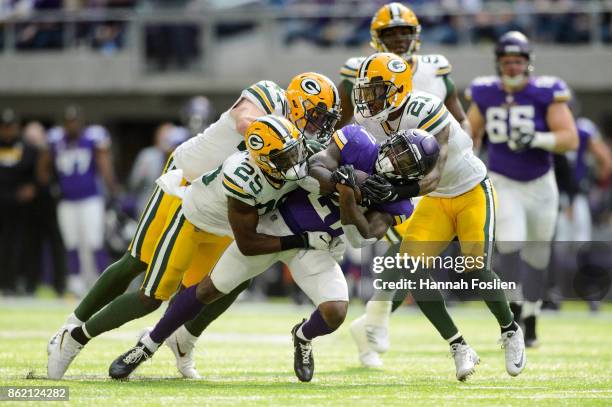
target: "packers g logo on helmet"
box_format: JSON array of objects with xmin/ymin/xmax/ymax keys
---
[
  {"xmin": 286, "ymin": 72, "xmax": 341, "ymax": 144},
  {"xmin": 244, "ymin": 115, "xmax": 308, "ymax": 181},
  {"xmin": 353, "ymin": 52, "xmax": 413, "ymax": 123},
  {"xmin": 370, "ymin": 2, "xmax": 421, "ymax": 59}
]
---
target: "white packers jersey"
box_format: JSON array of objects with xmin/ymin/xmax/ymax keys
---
[
  {"xmin": 173, "ymin": 80, "xmax": 288, "ymax": 182},
  {"xmin": 340, "ymin": 54, "xmax": 452, "ymax": 101},
  {"xmin": 355, "ymin": 90, "xmax": 486, "ymax": 197},
  {"xmin": 182, "ymin": 151, "xmax": 298, "ymax": 237}
]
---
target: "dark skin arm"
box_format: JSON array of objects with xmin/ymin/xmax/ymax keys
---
[
  {"xmin": 444, "ymin": 83, "xmax": 473, "ymax": 137},
  {"xmin": 228, "ymin": 197, "xmax": 296, "ymax": 256},
  {"xmin": 337, "ymin": 183, "xmax": 393, "ymax": 240},
  {"xmin": 337, "ymin": 78, "xmax": 355, "ymax": 129},
  {"xmin": 308, "ymin": 141, "xmax": 342, "ymax": 195},
  {"xmin": 416, "ymin": 124, "xmax": 450, "ymax": 196}
]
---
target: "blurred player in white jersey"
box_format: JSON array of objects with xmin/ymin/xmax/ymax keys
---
[{"xmin": 466, "ymin": 31, "xmax": 578, "ymax": 347}]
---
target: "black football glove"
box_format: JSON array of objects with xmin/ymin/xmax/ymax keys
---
[
  {"xmin": 360, "ymin": 174, "xmax": 398, "ymax": 204},
  {"xmin": 331, "ymin": 164, "xmax": 358, "ymax": 189},
  {"xmin": 508, "ymin": 129, "xmax": 535, "ymax": 152}
]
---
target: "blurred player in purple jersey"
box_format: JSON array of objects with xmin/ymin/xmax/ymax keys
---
[
  {"xmin": 466, "ymin": 31, "xmax": 578, "ymax": 347},
  {"xmin": 556, "ymin": 117, "xmax": 612, "ymax": 242},
  {"xmin": 47, "ymin": 106, "xmax": 118, "ymax": 296}
]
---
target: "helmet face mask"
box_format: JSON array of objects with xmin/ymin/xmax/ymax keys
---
[
  {"xmin": 298, "ymin": 99, "xmax": 340, "ymax": 144},
  {"xmin": 375, "ymin": 129, "xmax": 439, "ymax": 182},
  {"xmin": 378, "ymin": 25, "xmax": 419, "ymax": 56},
  {"xmin": 353, "ymin": 78, "xmax": 400, "ymax": 120},
  {"xmin": 267, "ymin": 138, "xmax": 308, "ymax": 181}
]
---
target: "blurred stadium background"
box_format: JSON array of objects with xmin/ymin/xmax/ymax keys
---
[{"xmin": 1, "ymin": 0, "xmax": 611, "ymax": 304}]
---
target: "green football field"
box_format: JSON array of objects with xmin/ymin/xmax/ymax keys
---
[{"xmin": 0, "ymin": 298, "xmax": 611, "ymax": 406}]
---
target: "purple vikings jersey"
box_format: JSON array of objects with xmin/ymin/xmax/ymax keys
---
[
  {"xmin": 467, "ymin": 75, "xmax": 571, "ymax": 181},
  {"xmin": 48, "ymin": 125, "xmax": 111, "ymax": 201},
  {"xmin": 573, "ymin": 117, "xmax": 597, "ymax": 184},
  {"xmin": 279, "ymin": 125, "xmax": 414, "ymax": 237}
]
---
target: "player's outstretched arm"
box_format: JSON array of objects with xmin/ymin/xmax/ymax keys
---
[
  {"xmin": 467, "ymin": 103, "xmax": 485, "ymax": 153},
  {"xmin": 417, "ymin": 124, "xmax": 450, "ymax": 195},
  {"xmin": 337, "ymin": 184, "xmax": 393, "ymax": 248},
  {"xmin": 546, "ymin": 102, "xmax": 579, "ymax": 153},
  {"xmin": 227, "ymin": 197, "xmax": 330, "ymax": 256},
  {"xmin": 230, "ymin": 99, "xmax": 267, "ymax": 136},
  {"xmin": 444, "ymin": 78, "xmax": 473, "ymax": 138}
]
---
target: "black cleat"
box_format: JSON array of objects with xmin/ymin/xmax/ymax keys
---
[
  {"xmin": 291, "ymin": 319, "xmax": 314, "ymax": 382},
  {"xmin": 109, "ymin": 341, "xmax": 154, "ymax": 379},
  {"xmin": 523, "ymin": 316, "xmax": 539, "ymax": 348}
]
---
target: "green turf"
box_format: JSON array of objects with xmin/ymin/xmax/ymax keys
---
[{"xmin": 0, "ymin": 298, "xmax": 611, "ymax": 406}]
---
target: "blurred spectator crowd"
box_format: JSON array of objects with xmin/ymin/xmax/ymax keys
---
[{"xmin": 1, "ymin": 1, "xmax": 612, "ymax": 71}]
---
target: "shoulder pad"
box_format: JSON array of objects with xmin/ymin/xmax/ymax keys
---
[
  {"xmin": 419, "ymin": 54, "xmax": 452, "ymax": 76},
  {"xmin": 47, "ymin": 127, "xmax": 64, "ymax": 143},
  {"xmin": 85, "ymin": 125, "xmax": 111, "ymax": 148},
  {"xmin": 340, "ymin": 56, "xmax": 366, "ymax": 79},
  {"xmin": 533, "ymin": 76, "xmax": 571, "ymax": 103}
]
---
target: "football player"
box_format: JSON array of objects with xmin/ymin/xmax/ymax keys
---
[
  {"xmin": 349, "ymin": 52, "xmax": 526, "ymax": 380},
  {"xmin": 466, "ymin": 31, "xmax": 579, "ymax": 347},
  {"xmin": 47, "ymin": 73, "xmax": 341, "ymax": 379},
  {"xmin": 46, "ymin": 106, "xmax": 118, "ymax": 296},
  {"xmin": 108, "ymin": 126, "xmax": 436, "ymax": 382},
  {"xmin": 337, "ymin": 2, "xmax": 471, "ymax": 135}
]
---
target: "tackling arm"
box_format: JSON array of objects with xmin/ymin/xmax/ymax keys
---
[
  {"xmin": 416, "ymin": 124, "xmax": 450, "ymax": 196},
  {"xmin": 337, "ymin": 184, "xmax": 393, "ymax": 247},
  {"xmin": 230, "ymin": 99, "xmax": 268, "ymax": 136}
]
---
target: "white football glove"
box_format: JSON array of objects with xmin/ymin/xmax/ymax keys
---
[
  {"xmin": 305, "ymin": 231, "xmax": 333, "ymax": 250},
  {"xmin": 329, "ymin": 236, "xmax": 346, "ymax": 263}
]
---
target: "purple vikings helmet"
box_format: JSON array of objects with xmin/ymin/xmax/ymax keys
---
[
  {"xmin": 375, "ymin": 128, "xmax": 439, "ymax": 181},
  {"xmin": 495, "ymin": 31, "xmax": 533, "ymax": 78}
]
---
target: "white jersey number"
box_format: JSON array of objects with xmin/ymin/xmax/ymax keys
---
[{"xmin": 485, "ymin": 105, "xmax": 535, "ymax": 143}]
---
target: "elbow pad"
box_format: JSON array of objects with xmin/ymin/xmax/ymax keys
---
[{"xmin": 342, "ymin": 224, "xmax": 378, "ymax": 248}]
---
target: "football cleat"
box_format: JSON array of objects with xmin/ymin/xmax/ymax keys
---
[
  {"xmin": 349, "ymin": 315, "xmax": 383, "ymax": 368},
  {"xmin": 109, "ymin": 341, "xmax": 154, "ymax": 379},
  {"xmin": 500, "ymin": 326, "xmax": 527, "ymax": 376},
  {"xmin": 450, "ymin": 343, "xmax": 480, "ymax": 381},
  {"xmin": 164, "ymin": 325, "xmax": 201, "ymax": 379},
  {"xmin": 47, "ymin": 324, "xmax": 83, "ymax": 380},
  {"xmin": 291, "ymin": 319, "xmax": 314, "ymax": 382}
]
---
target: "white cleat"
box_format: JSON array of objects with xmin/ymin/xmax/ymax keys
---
[
  {"xmin": 365, "ymin": 324, "xmax": 390, "ymax": 354},
  {"xmin": 349, "ymin": 316, "xmax": 383, "ymax": 368},
  {"xmin": 500, "ymin": 326, "xmax": 527, "ymax": 377},
  {"xmin": 450, "ymin": 343, "xmax": 480, "ymax": 381},
  {"xmin": 164, "ymin": 325, "xmax": 201, "ymax": 379},
  {"xmin": 47, "ymin": 324, "xmax": 83, "ymax": 380}
]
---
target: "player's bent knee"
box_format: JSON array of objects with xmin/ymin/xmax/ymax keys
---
[
  {"xmin": 137, "ymin": 290, "xmax": 162, "ymax": 311},
  {"xmin": 195, "ymin": 276, "xmax": 225, "ymax": 304},
  {"xmin": 318, "ymin": 301, "xmax": 348, "ymax": 330}
]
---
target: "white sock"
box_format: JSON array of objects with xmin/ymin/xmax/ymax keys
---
[
  {"xmin": 522, "ymin": 300, "xmax": 542, "ymax": 318},
  {"xmin": 66, "ymin": 313, "xmax": 84, "ymax": 327},
  {"xmin": 365, "ymin": 300, "xmax": 392, "ymax": 327},
  {"xmin": 141, "ymin": 334, "xmax": 160, "ymax": 353}
]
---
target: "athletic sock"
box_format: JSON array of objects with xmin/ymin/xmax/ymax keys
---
[
  {"xmin": 447, "ymin": 333, "xmax": 466, "ymax": 346},
  {"xmin": 74, "ymin": 253, "xmax": 146, "ymax": 322},
  {"xmin": 70, "ymin": 325, "xmax": 91, "ymax": 346},
  {"xmin": 501, "ymin": 320, "xmax": 519, "ymax": 334},
  {"xmin": 365, "ymin": 300, "xmax": 391, "ymax": 327},
  {"xmin": 184, "ymin": 280, "xmax": 250, "ymax": 337},
  {"xmin": 83, "ymin": 291, "xmax": 159, "ymax": 338},
  {"xmin": 299, "ymin": 309, "xmax": 335, "ymax": 340},
  {"xmin": 149, "ymin": 285, "xmax": 205, "ymax": 344},
  {"xmin": 140, "ymin": 333, "xmax": 160, "ymax": 353}
]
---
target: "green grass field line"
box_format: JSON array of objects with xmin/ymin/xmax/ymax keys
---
[{"xmin": 0, "ymin": 300, "xmax": 611, "ymax": 406}]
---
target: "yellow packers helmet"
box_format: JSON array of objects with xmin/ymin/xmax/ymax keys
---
[
  {"xmin": 370, "ymin": 2, "xmax": 421, "ymax": 59},
  {"xmin": 286, "ymin": 72, "xmax": 341, "ymax": 144},
  {"xmin": 353, "ymin": 52, "xmax": 412, "ymax": 123},
  {"xmin": 245, "ymin": 115, "xmax": 308, "ymax": 181}
]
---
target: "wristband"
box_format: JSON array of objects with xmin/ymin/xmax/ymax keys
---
[
  {"xmin": 280, "ymin": 233, "xmax": 308, "ymax": 251},
  {"xmin": 531, "ymin": 132, "xmax": 556, "ymax": 151},
  {"xmin": 394, "ymin": 182, "xmax": 420, "ymax": 199}
]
